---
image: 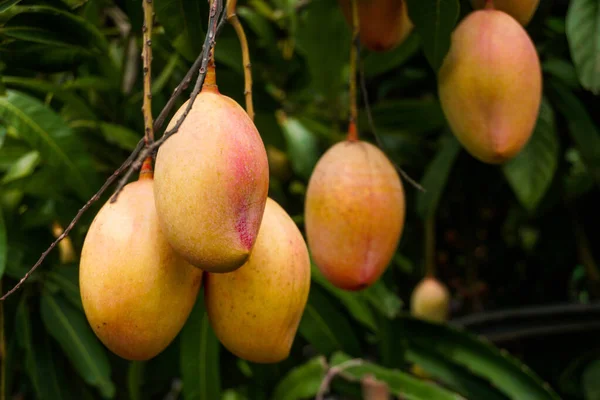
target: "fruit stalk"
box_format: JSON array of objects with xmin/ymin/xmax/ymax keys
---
[
  {"xmin": 227, "ymin": 0, "xmax": 254, "ymax": 120},
  {"xmin": 424, "ymin": 216, "xmax": 436, "ymax": 277},
  {"xmin": 347, "ymin": 0, "xmax": 360, "ymax": 141},
  {"xmin": 142, "ymin": 0, "xmax": 155, "ymax": 144}
]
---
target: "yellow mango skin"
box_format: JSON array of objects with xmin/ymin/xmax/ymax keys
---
[
  {"xmin": 338, "ymin": 0, "xmax": 413, "ymax": 52},
  {"xmin": 471, "ymin": 0, "xmax": 540, "ymax": 26},
  {"xmin": 410, "ymin": 277, "xmax": 450, "ymax": 323},
  {"xmin": 79, "ymin": 178, "xmax": 203, "ymax": 361},
  {"xmin": 153, "ymin": 78, "xmax": 269, "ymax": 273},
  {"xmin": 438, "ymin": 9, "xmax": 542, "ymax": 164},
  {"xmin": 205, "ymin": 198, "xmax": 311, "ymax": 363},
  {"xmin": 305, "ymin": 140, "xmax": 405, "ymax": 291}
]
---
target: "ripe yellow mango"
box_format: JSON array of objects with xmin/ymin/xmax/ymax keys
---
[
  {"xmin": 305, "ymin": 140, "xmax": 405, "ymax": 291},
  {"xmin": 80, "ymin": 168, "xmax": 203, "ymax": 361},
  {"xmin": 204, "ymin": 198, "xmax": 311, "ymax": 363},
  {"xmin": 153, "ymin": 67, "xmax": 269, "ymax": 273},
  {"xmin": 471, "ymin": 0, "xmax": 540, "ymax": 26},
  {"xmin": 438, "ymin": 9, "xmax": 542, "ymax": 164}
]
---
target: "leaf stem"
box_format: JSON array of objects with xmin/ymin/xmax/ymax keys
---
[
  {"xmin": 227, "ymin": 0, "xmax": 254, "ymax": 120},
  {"xmin": 142, "ymin": 0, "xmax": 155, "ymax": 145},
  {"xmin": 347, "ymin": 0, "xmax": 359, "ymax": 141}
]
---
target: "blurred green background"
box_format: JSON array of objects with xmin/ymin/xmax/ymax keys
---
[{"xmin": 0, "ymin": 0, "xmax": 599, "ymax": 399}]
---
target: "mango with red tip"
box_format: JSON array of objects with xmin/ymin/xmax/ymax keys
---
[
  {"xmin": 204, "ymin": 198, "xmax": 311, "ymax": 363},
  {"xmin": 438, "ymin": 9, "xmax": 542, "ymax": 164},
  {"xmin": 79, "ymin": 174, "xmax": 203, "ymax": 361},
  {"xmin": 153, "ymin": 67, "xmax": 269, "ymax": 273},
  {"xmin": 338, "ymin": 0, "xmax": 413, "ymax": 52},
  {"xmin": 305, "ymin": 140, "xmax": 406, "ymax": 291}
]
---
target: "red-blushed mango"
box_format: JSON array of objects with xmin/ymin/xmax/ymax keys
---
[
  {"xmin": 410, "ymin": 277, "xmax": 450, "ymax": 323},
  {"xmin": 305, "ymin": 140, "xmax": 405, "ymax": 291},
  {"xmin": 471, "ymin": 0, "xmax": 540, "ymax": 26},
  {"xmin": 438, "ymin": 9, "xmax": 542, "ymax": 164},
  {"xmin": 79, "ymin": 166, "xmax": 203, "ymax": 361},
  {"xmin": 153, "ymin": 66, "xmax": 269, "ymax": 273},
  {"xmin": 204, "ymin": 198, "xmax": 311, "ymax": 363},
  {"xmin": 338, "ymin": 0, "xmax": 413, "ymax": 52}
]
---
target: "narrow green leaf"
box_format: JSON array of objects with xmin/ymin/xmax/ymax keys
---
[
  {"xmin": 311, "ymin": 264, "xmax": 377, "ymax": 331},
  {"xmin": 154, "ymin": 0, "xmax": 205, "ymax": 61},
  {"xmin": 0, "ymin": 0, "xmax": 21, "ymax": 13},
  {"xmin": 1, "ymin": 150, "xmax": 40, "ymax": 184},
  {"xmin": 582, "ymin": 360, "xmax": 600, "ymax": 400},
  {"xmin": 99, "ymin": 122, "xmax": 142, "ymax": 151},
  {"xmin": 15, "ymin": 298, "xmax": 70, "ymax": 400},
  {"xmin": 128, "ymin": 361, "xmax": 145, "ymax": 400},
  {"xmin": 47, "ymin": 265, "xmax": 83, "ymax": 311},
  {"xmin": 405, "ymin": 0, "xmax": 460, "ymax": 72},
  {"xmin": 0, "ymin": 207, "xmax": 6, "ymax": 278},
  {"xmin": 238, "ymin": 6, "xmax": 277, "ymax": 49},
  {"xmin": 180, "ymin": 292, "xmax": 221, "ymax": 400},
  {"xmin": 330, "ymin": 352, "xmax": 463, "ymax": 400},
  {"xmin": 359, "ymin": 99, "xmax": 446, "ymax": 135},
  {"xmin": 547, "ymin": 80, "xmax": 600, "ymax": 185},
  {"xmin": 0, "ymin": 125, "xmax": 5, "ymax": 149},
  {"xmin": 298, "ymin": 287, "xmax": 361, "ymax": 356},
  {"xmin": 277, "ymin": 114, "xmax": 320, "ymax": 180},
  {"xmin": 360, "ymin": 281, "xmax": 403, "ymax": 319},
  {"xmin": 363, "ymin": 34, "xmax": 421, "ymax": 78},
  {"xmin": 0, "ymin": 42, "xmax": 89, "ymax": 72},
  {"xmin": 271, "ymin": 356, "xmax": 327, "ymax": 400},
  {"xmin": 503, "ymin": 99, "xmax": 559, "ymax": 211},
  {"xmin": 40, "ymin": 292, "xmax": 115, "ymax": 398},
  {"xmin": 542, "ymin": 59, "xmax": 580, "ymax": 89},
  {"xmin": 0, "ymin": 90, "xmax": 98, "ymax": 199},
  {"xmin": 398, "ymin": 317, "xmax": 561, "ymax": 400},
  {"xmin": 417, "ymin": 134, "xmax": 461, "ymax": 218},
  {"xmin": 566, "ymin": 0, "xmax": 600, "ymax": 94}
]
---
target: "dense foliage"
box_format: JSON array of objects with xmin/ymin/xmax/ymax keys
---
[{"xmin": 0, "ymin": 0, "xmax": 599, "ymax": 399}]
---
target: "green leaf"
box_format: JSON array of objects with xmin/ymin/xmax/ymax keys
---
[
  {"xmin": 566, "ymin": 0, "xmax": 600, "ymax": 94},
  {"xmin": 359, "ymin": 99, "xmax": 446, "ymax": 135},
  {"xmin": 417, "ymin": 134, "xmax": 461, "ymax": 218},
  {"xmin": 40, "ymin": 292, "xmax": 115, "ymax": 399},
  {"xmin": 16, "ymin": 298, "xmax": 71, "ymax": 400},
  {"xmin": 363, "ymin": 34, "xmax": 421, "ymax": 78},
  {"xmin": 582, "ymin": 360, "xmax": 600, "ymax": 400},
  {"xmin": 360, "ymin": 281, "xmax": 403, "ymax": 319},
  {"xmin": 154, "ymin": 0, "xmax": 205, "ymax": 61},
  {"xmin": 0, "ymin": 0, "xmax": 21, "ymax": 13},
  {"xmin": 128, "ymin": 361, "xmax": 145, "ymax": 400},
  {"xmin": 542, "ymin": 58, "xmax": 580, "ymax": 89},
  {"xmin": 298, "ymin": 286, "xmax": 361, "ymax": 356},
  {"xmin": 0, "ymin": 41, "xmax": 89, "ymax": 72},
  {"xmin": 397, "ymin": 317, "xmax": 561, "ymax": 400},
  {"xmin": 0, "ymin": 90, "xmax": 98, "ymax": 200},
  {"xmin": 0, "ymin": 207, "xmax": 6, "ymax": 278},
  {"xmin": 271, "ymin": 356, "xmax": 327, "ymax": 400},
  {"xmin": 180, "ymin": 292, "xmax": 221, "ymax": 400},
  {"xmin": 310, "ymin": 264, "xmax": 377, "ymax": 331},
  {"xmin": 1, "ymin": 150, "xmax": 40, "ymax": 184},
  {"xmin": 405, "ymin": 0, "xmax": 460, "ymax": 72},
  {"xmin": 277, "ymin": 113, "xmax": 320, "ymax": 180},
  {"xmin": 503, "ymin": 99, "xmax": 559, "ymax": 211},
  {"xmin": 295, "ymin": 0, "xmax": 351, "ymax": 99},
  {"xmin": 0, "ymin": 125, "xmax": 5, "ymax": 149},
  {"xmin": 405, "ymin": 343, "xmax": 508, "ymax": 400},
  {"xmin": 547, "ymin": 80, "xmax": 600, "ymax": 185},
  {"xmin": 47, "ymin": 265, "xmax": 84, "ymax": 311},
  {"xmin": 330, "ymin": 352, "xmax": 463, "ymax": 399},
  {"xmin": 99, "ymin": 122, "xmax": 142, "ymax": 151}
]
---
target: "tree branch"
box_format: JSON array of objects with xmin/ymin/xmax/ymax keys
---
[
  {"xmin": 227, "ymin": 0, "xmax": 254, "ymax": 120},
  {"xmin": 0, "ymin": 0, "xmax": 226, "ymax": 301},
  {"xmin": 142, "ymin": 0, "xmax": 155, "ymax": 144},
  {"xmin": 346, "ymin": 0, "xmax": 359, "ymax": 141}
]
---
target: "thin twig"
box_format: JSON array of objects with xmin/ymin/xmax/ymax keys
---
[
  {"xmin": 0, "ymin": 139, "xmax": 144, "ymax": 301},
  {"xmin": 111, "ymin": 1, "xmax": 226, "ymax": 203},
  {"xmin": 346, "ymin": 0, "xmax": 359, "ymax": 141},
  {"xmin": 227, "ymin": 0, "xmax": 254, "ymax": 120},
  {"xmin": 316, "ymin": 359, "xmax": 363, "ymax": 400},
  {"xmin": 142, "ymin": 0, "xmax": 155, "ymax": 144},
  {"xmin": 358, "ymin": 56, "xmax": 425, "ymax": 192}
]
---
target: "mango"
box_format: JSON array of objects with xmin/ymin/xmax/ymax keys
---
[
  {"xmin": 471, "ymin": 0, "xmax": 540, "ymax": 26},
  {"xmin": 410, "ymin": 277, "xmax": 450, "ymax": 323},
  {"xmin": 438, "ymin": 9, "xmax": 542, "ymax": 164},
  {"xmin": 204, "ymin": 197, "xmax": 311, "ymax": 363},
  {"xmin": 305, "ymin": 140, "xmax": 405, "ymax": 291},
  {"xmin": 338, "ymin": 0, "xmax": 413, "ymax": 52},
  {"xmin": 153, "ymin": 66, "xmax": 269, "ymax": 273},
  {"xmin": 79, "ymin": 163, "xmax": 203, "ymax": 361}
]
